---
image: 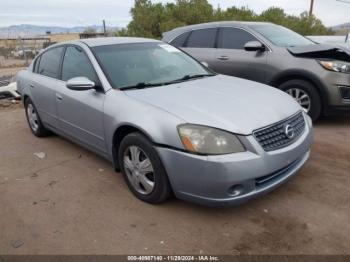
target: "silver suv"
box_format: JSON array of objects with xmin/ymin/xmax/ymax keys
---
[{"xmin": 163, "ymin": 22, "xmax": 350, "ymax": 121}]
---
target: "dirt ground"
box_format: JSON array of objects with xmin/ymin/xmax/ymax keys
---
[
  {"xmin": 0, "ymin": 106, "xmax": 349, "ymax": 255},
  {"xmin": 0, "ymin": 66, "xmax": 25, "ymax": 79},
  {"xmin": 0, "ymin": 56, "xmax": 29, "ymax": 70}
]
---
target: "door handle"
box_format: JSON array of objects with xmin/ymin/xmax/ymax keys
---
[
  {"xmin": 30, "ymin": 84, "xmax": 35, "ymax": 88},
  {"xmin": 56, "ymin": 93, "xmax": 63, "ymax": 101},
  {"xmin": 217, "ymin": 55, "xmax": 229, "ymax": 61}
]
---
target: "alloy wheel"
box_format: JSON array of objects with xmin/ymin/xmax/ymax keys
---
[
  {"xmin": 286, "ymin": 88, "xmax": 311, "ymax": 113},
  {"xmin": 27, "ymin": 103, "xmax": 39, "ymax": 132},
  {"xmin": 123, "ymin": 146, "xmax": 155, "ymax": 195}
]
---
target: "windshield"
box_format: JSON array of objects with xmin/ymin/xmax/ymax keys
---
[
  {"xmin": 91, "ymin": 42, "xmax": 212, "ymax": 89},
  {"xmin": 250, "ymin": 24, "xmax": 315, "ymax": 47}
]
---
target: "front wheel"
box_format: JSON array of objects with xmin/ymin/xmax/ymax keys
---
[
  {"xmin": 279, "ymin": 79, "xmax": 321, "ymax": 121},
  {"xmin": 118, "ymin": 132, "xmax": 172, "ymax": 204}
]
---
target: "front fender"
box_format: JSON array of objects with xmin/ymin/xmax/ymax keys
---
[{"xmin": 103, "ymin": 90, "xmax": 186, "ymax": 162}]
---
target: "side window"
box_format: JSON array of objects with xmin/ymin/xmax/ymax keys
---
[
  {"xmin": 218, "ymin": 28, "xmax": 258, "ymax": 49},
  {"xmin": 186, "ymin": 28, "xmax": 217, "ymax": 48},
  {"xmin": 61, "ymin": 46, "xmax": 98, "ymax": 83},
  {"xmin": 33, "ymin": 56, "xmax": 41, "ymax": 73},
  {"xmin": 170, "ymin": 31, "xmax": 190, "ymax": 47},
  {"xmin": 38, "ymin": 47, "xmax": 64, "ymax": 78}
]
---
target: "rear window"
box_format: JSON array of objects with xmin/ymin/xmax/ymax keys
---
[
  {"xmin": 33, "ymin": 56, "xmax": 41, "ymax": 73},
  {"xmin": 186, "ymin": 28, "xmax": 217, "ymax": 48},
  {"xmin": 38, "ymin": 47, "xmax": 64, "ymax": 79}
]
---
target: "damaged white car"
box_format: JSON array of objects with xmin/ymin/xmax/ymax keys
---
[{"xmin": 0, "ymin": 77, "xmax": 20, "ymax": 100}]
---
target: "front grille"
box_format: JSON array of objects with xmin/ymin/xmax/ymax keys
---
[{"xmin": 253, "ymin": 112, "xmax": 305, "ymax": 152}]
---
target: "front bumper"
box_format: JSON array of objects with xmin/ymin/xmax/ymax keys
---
[
  {"xmin": 156, "ymin": 114, "xmax": 313, "ymax": 206},
  {"xmin": 322, "ymin": 71, "xmax": 350, "ymax": 109}
]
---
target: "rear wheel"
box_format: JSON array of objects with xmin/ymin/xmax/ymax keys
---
[
  {"xmin": 118, "ymin": 132, "xmax": 172, "ymax": 204},
  {"xmin": 279, "ymin": 79, "xmax": 321, "ymax": 121},
  {"xmin": 24, "ymin": 98, "xmax": 50, "ymax": 137}
]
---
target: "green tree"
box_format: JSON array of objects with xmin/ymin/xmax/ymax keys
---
[
  {"xmin": 215, "ymin": 6, "xmax": 256, "ymax": 21},
  {"xmin": 118, "ymin": 0, "xmax": 333, "ymax": 38}
]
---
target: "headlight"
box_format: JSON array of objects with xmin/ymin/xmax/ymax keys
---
[
  {"xmin": 318, "ymin": 60, "xmax": 350, "ymax": 74},
  {"xmin": 177, "ymin": 124, "xmax": 245, "ymax": 155}
]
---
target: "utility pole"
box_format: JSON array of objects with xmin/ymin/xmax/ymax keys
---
[
  {"xmin": 309, "ymin": 0, "xmax": 315, "ymax": 16},
  {"xmin": 19, "ymin": 37, "xmax": 28, "ymax": 66},
  {"xmin": 103, "ymin": 20, "xmax": 106, "ymax": 37}
]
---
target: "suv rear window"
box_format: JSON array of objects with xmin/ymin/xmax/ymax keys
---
[
  {"xmin": 186, "ymin": 28, "xmax": 217, "ymax": 48},
  {"xmin": 37, "ymin": 47, "xmax": 64, "ymax": 78},
  {"xmin": 218, "ymin": 28, "xmax": 257, "ymax": 49}
]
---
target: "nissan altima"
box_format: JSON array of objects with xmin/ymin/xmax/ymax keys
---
[{"xmin": 16, "ymin": 37, "xmax": 313, "ymax": 206}]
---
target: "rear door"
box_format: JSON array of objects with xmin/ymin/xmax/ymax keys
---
[
  {"xmin": 213, "ymin": 27, "xmax": 268, "ymax": 83},
  {"xmin": 179, "ymin": 28, "xmax": 218, "ymax": 67},
  {"xmin": 30, "ymin": 46, "xmax": 64, "ymax": 127},
  {"xmin": 55, "ymin": 45, "xmax": 107, "ymax": 154}
]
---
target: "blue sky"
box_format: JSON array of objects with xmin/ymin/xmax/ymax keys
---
[{"xmin": 0, "ymin": 0, "xmax": 349, "ymax": 27}]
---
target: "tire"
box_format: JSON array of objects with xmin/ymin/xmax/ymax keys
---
[
  {"xmin": 24, "ymin": 98, "xmax": 50, "ymax": 137},
  {"xmin": 118, "ymin": 132, "xmax": 172, "ymax": 204},
  {"xmin": 279, "ymin": 79, "xmax": 322, "ymax": 121}
]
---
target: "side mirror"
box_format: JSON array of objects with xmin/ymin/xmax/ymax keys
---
[
  {"xmin": 66, "ymin": 77, "xmax": 95, "ymax": 91},
  {"xmin": 244, "ymin": 41, "xmax": 266, "ymax": 52},
  {"xmin": 201, "ymin": 61, "xmax": 209, "ymax": 67}
]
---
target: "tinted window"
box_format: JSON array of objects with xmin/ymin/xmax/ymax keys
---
[
  {"xmin": 38, "ymin": 47, "xmax": 64, "ymax": 78},
  {"xmin": 61, "ymin": 46, "xmax": 98, "ymax": 83},
  {"xmin": 186, "ymin": 28, "xmax": 217, "ymax": 48},
  {"xmin": 218, "ymin": 28, "xmax": 257, "ymax": 49},
  {"xmin": 170, "ymin": 31, "xmax": 190, "ymax": 47}
]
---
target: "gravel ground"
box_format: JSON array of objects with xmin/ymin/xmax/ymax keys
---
[{"xmin": 0, "ymin": 107, "xmax": 349, "ymax": 255}]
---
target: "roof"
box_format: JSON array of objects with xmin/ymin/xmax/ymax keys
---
[
  {"xmin": 166, "ymin": 21, "xmax": 273, "ymax": 32},
  {"xmin": 161, "ymin": 21, "xmax": 274, "ymax": 41},
  {"xmin": 78, "ymin": 37, "xmax": 161, "ymax": 47}
]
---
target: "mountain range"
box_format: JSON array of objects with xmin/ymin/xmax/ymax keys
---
[
  {"xmin": 331, "ymin": 22, "xmax": 350, "ymax": 32},
  {"xmin": 0, "ymin": 24, "xmax": 121, "ymax": 38}
]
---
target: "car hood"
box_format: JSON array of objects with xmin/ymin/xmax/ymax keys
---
[
  {"xmin": 288, "ymin": 44, "xmax": 350, "ymax": 62},
  {"xmin": 125, "ymin": 75, "xmax": 301, "ymax": 135}
]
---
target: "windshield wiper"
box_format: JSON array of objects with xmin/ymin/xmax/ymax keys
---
[
  {"xmin": 119, "ymin": 74, "xmax": 215, "ymax": 90},
  {"xmin": 162, "ymin": 73, "xmax": 216, "ymax": 85},
  {"xmin": 180, "ymin": 73, "xmax": 215, "ymax": 81},
  {"xmin": 119, "ymin": 82, "xmax": 164, "ymax": 90}
]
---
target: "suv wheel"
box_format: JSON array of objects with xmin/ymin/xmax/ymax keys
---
[
  {"xmin": 279, "ymin": 79, "xmax": 321, "ymax": 121},
  {"xmin": 24, "ymin": 98, "xmax": 50, "ymax": 137},
  {"xmin": 118, "ymin": 132, "xmax": 172, "ymax": 204}
]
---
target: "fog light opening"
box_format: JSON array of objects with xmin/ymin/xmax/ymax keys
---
[
  {"xmin": 339, "ymin": 86, "xmax": 350, "ymax": 100},
  {"xmin": 227, "ymin": 184, "xmax": 245, "ymax": 197}
]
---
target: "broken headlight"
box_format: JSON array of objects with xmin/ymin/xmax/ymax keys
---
[{"xmin": 318, "ymin": 60, "xmax": 350, "ymax": 74}]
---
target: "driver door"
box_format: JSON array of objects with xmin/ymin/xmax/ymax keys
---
[{"xmin": 55, "ymin": 45, "xmax": 107, "ymax": 154}]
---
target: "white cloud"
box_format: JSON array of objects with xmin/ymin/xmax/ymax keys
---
[{"xmin": 0, "ymin": 0, "xmax": 349, "ymax": 28}]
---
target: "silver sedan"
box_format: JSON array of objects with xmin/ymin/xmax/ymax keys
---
[{"xmin": 17, "ymin": 37, "xmax": 313, "ymax": 206}]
